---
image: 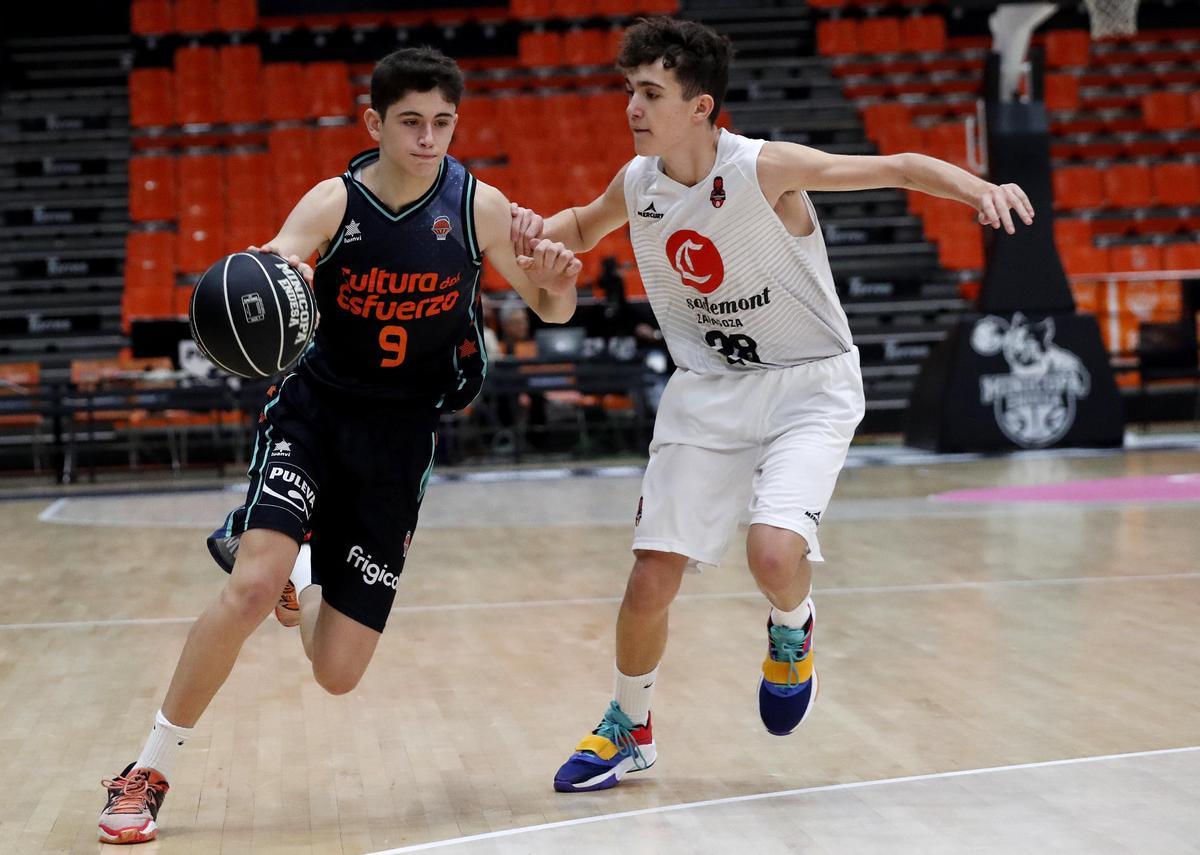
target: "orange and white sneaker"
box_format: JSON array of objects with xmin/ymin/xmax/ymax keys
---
[
  {"xmin": 275, "ymin": 580, "xmax": 300, "ymax": 627},
  {"xmin": 98, "ymin": 763, "xmax": 169, "ymax": 844}
]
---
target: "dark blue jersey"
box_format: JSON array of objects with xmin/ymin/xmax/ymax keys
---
[{"xmin": 298, "ymin": 149, "xmax": 487, "ymax": 410}]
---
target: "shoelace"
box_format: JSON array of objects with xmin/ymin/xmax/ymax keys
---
[
  {"xmin": 593, "ymin": 700, "xmax": 649, "ymax": 770},
  {"xmin": 769, "ymin": 624, "xmax": 810, "ymax": 688},
  {"xmin": 101, "ymin": 770, "xmax": 164, "ymax": 816}
]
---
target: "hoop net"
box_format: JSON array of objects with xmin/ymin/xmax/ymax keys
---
[{"xmin": 1082, "ymin": 0, "xmax": 1140, "ymax": 39}]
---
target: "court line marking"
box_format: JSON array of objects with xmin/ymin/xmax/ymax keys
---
[
  {"xmin": 1, "ymin": 570, "xmax": 1197, "ymax": 631},
  {"xmin": 365, "ymin": 745, "xmax": 1200, "ymax": 854}
]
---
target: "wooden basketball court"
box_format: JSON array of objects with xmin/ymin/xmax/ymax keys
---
[{"xmin": 3, "ymin": 439, "xmax": 1199, "ymax": 853}]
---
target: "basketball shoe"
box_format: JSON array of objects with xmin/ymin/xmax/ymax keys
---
[
  {"xmin": 758, "ymin": 601, "xmax": 818, "ymax": 736},
  {"xmin": 97, "ymin": 763, "xmax": 169, "ymax": 844},
  {"xmin": 553, "ymin": 701, "xmax": 655, "ymax": 792},
  {"xmin": 275, "ymin": 580, "xmax": 300, "ymax": 627}
]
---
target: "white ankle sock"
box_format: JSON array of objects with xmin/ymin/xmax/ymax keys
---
[
  {"xmin": 290, "ymin": 544, "xmax": 313, "ymax": 595},
  {"xmin": 771, "ymin": 595, "xmax": 812, "ymax": 629},
  {"xmin": 613, "ymin": 666, "xmax": 657, "ymax": 726},
  {"xmin": 134, "ymin": 710, "xmax": 193, "ymax": 780}
]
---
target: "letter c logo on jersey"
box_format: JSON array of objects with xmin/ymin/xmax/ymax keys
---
[{"xmin": 665, "ymin": 230, "xmax": 724, "ymax": 294}]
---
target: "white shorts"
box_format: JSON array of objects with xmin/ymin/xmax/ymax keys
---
[{"xmin": 631, "ymin": 348, "xmax": 864, "ymax": 568}]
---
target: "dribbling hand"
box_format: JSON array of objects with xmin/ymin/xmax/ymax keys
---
[
  {"xmin": 976, "ymin": 183, "xmax": 1034, "ymax": 235},
  {"xmin": 249, "ymin": 243, "xmax": 315, "ymax": 288},
  {"xmin": 509, "ymin": 202, "xmax": 545, "ymax": 257},
  {"xmin": 517, "ymin": 238, "xmax": 582, "ymax": 294}
]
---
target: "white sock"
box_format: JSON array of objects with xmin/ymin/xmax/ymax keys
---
[
  {"xmin": 290, "ymin": 544, "xmax": 313, "ymax": 595},
  {"xmin": 613, "ymin": 666, "xmax": 657, "ymax": 726},
  {"xmin": 134, "ymin": 710, "xmax": 193, "ymax": 780},
  {"xmin": 771, "ymin": 595, "xmax": 812, "ymax": 629}
]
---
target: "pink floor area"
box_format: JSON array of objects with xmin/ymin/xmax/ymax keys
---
[{"xmin": 932, "ymin": 473, "xmax": 1200, "ymax": 504}]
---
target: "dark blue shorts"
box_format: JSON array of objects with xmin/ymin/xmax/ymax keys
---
[{"xmin": 207, "ymin": 372, "xmax": 439, "ymax": 632}]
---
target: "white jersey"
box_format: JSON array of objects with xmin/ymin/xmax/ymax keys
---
[{"xmin": 624, "ymin": 129, "xmax": 853, "ymax": 373}]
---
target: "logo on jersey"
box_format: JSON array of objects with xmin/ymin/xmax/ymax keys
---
[
  {"xmin": 336, "ymin": 267, "xmax": 463, "ymax": 321},
  {"xmin": 402, "ymin": 530, "xmax": 413, "ymax": 557},
  {"xmin": 805, "ymin": 510, "xmax": 822, "ymax": 526},
  {"xmin": 710, "ymin": 176, "xmax": 726, "ymax": 208},
  {"xmin": 637, "ymin": 202, "xmax": 664, "ymax": 220},
  {"xmin": 241, "ymin": 292, "xmax": 265, "ymax": 324},
  {"xmin": 271, "ymin": 438, "xmax": 292, "ymax": 457},
  {"xmin": 666, "ymin": 230, "xmax": 724, "ymax": 294},
  {"xmin": 432, "ymin": 215, "xmax": 452, "ymax": 240},
  {"xmin": 635, "ymin": 496, "xmax": 643, "ymax": 526}
]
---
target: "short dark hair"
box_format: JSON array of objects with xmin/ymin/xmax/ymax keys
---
[
  {"xmin": 371, "ymin": 47, "xmax": 465, "ymax": 116},
  {"xmin": 617, "ymin": 17, "xmax": 733, "ymax": 125}
]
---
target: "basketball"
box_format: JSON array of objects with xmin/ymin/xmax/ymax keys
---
[{"xmin": 188, "ymin": 250, "xmax": 316, "ymax": 379}]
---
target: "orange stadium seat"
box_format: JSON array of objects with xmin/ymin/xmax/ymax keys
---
[
  {"xmin": 306, "ymin": 62, "xmax": 353, "ymax": 119},
  {"xmin": 563, "ymin": 28, "xmax": 609, "ymax": 66},
  {"xmin": 1104, "ymin": 163, "xmax": 1153, "ymax": 208},
  {"xmin": 176, "ymin": 210, "xmax": 225, "ymax": 274},
  {"xmin": 174, "ymin": 0, "xmax": 217, "ymax": 34},
  {"xmin": 817, "ymin": 19, "xmax": 859, "ymax": 56},
  {"xmin": 129, "ymin": 155, "xmax": 176, "ymax": 222},
  {"xmin": 901, "ymin": 15, "xmax": 946, "ymax": 53},
  {"xmin": 1043, "ymin": 30, "xmax": 1090, "ymax": 68},
  {"xmin": 125, "ymin": 231, "xmax": 175, "ymax": 292},
  {"xmin": 1043, "ymin": 73, "xmax": 1080, "ymax": 111},
  {"xmin": 262, "ymin": 63, "xmax": 308, "ymax": 122},
  {"xmin": 1141, "ymin": 91, "xmax": 1191, "ymax": 131},
  {"xmin": 176, "ymin": 155, "xmax": 226, "ymax": 274},
  {"xmin": 1060, "ymin": 243, "xmax": 1109, "ymax": 275},
  {"xmin": 1053, "ymin": 165, "xmax": 1105, "ymax": 210},
  {"xmin": 314, "ymin": 124, "xmax": 369, "ymax": 179},
  {"xmin": 129, "ymin": 68, "xmax": 173, "ymax": 127},
  {"xmin": 557, "ymin": 0, "xmax": 596, "ymax": 17},
  {"xmin": 174, "ymin": 46, "xmax": 220, "ymax": 125},
  {"xmin": 218, "ymin": 45, "xmax": 262, "ymax": 125},
  {"xmin": 225, "ymin": 151, "xmax": 273, "ymax": 249},
  {"xmin": 132, "ymin": 0, "xmax": 172, "ymax": 35},
  {"xmin": 519, "ymin": 31, "xmax": 564, "ymax": 67},
  {"xmin": 1163, "ymin": 243, "xmax": 1200, "ymax": 270},
  {"xmin": 1054, "ymin": 218, "xmax": 1093, "ymax": 249},
  {"xmin": 510, "ymin": 0, "xmax": 553, "ymax": 18},
  {"xmin": 935, "ymin": 222, "xmax": 984, "ymax": 270},
  {"xmin": 861, "ymin": 102, "xmax": 911, "ymax": 142},
  {"xmin": 216, "ymin": 0, "xmax": 257, "ymax": 30},
  {"xmin": 269, "ymin": 126, "xmax": 318, "ymax": 219},
  {"xmin": 1109, "ymin": 244, "xmax": 1163, "ymax": 273},
  {"xmin": 860, "ymin": 18, "xmax": 902, "ymax": 55}
]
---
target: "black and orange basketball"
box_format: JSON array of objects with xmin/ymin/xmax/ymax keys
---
[{"xmin": 188, "ymin": 251, "xmax": 316, "ymax": 379}]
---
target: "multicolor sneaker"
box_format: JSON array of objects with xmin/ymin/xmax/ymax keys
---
[
  {"xmin": 553, "ymin": 701, "xmax": 656, "ymax": 792},
  {"xmin": 758, "ymin": 601, "xmax": 818, "ymax": 736},
  {"xmin": 98, "ymin": 763, "xmax": 169, "ymax": 845},
  {"xmin": 275, "ymin": 580, "xmax": 300, "ymax": 627}
]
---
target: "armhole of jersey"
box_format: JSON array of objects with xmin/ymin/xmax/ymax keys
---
[
  {"xmin": 622, "ymin": 158, "xmax": 641, "ymax": 222},
  {"xmin": 751, "ymin": 140, "xmax": 819, "ymax": 241},
  {"xmin": 314, "ymin": 173, "xmax": 353, "ymax": 268},
  {"xmin": 461, "ymin": 172, "xmax": 482, "ymax": 267}
]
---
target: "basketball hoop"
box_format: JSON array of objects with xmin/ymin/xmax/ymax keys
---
[{"xmin": 1082, "ymin": 0, "xmax": 1140, "ymax": 39}]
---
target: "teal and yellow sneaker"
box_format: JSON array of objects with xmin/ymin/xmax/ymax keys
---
[
  {"xmin": 758, "ymin": 601, "xmax": 818, "ymax": 736},
  {"xmin": 553, "ymin": 701, "xmax": 656, "ymax": 792}
]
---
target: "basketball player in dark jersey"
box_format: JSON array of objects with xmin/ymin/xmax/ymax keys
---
[{"xmin": 98, "ymin": 47, "xmax": 582, "ymax": 845}]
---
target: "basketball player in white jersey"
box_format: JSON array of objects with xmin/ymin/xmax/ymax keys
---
[{"xmin": 510, "ymin": 16, "xmax": 1034, "ymax": 792}]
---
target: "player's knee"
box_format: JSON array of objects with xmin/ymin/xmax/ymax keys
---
[
  {"xmin": 625, "ymin": 553, "xmax": 686, "ymax": 613},
  {"xmin": 311, "ymin": 660, "xmax": 363, "ymax": 696},
  {"xmin": 749, "ymin": 546, "xmax": 803, "ymax": 594},
  {"xmin": 219, "ymin": 571, "xmax": 281, "ymax": 624}
]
